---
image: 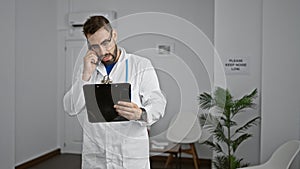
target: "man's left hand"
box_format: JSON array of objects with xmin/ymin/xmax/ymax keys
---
[{"xmin": 114, "ymin": 101, "xmax": 142, "ymax": 120}]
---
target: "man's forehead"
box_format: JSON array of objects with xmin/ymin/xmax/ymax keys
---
[{"xmin": 87, "ymin": 28, "xmax": 110, "ymax": 42}]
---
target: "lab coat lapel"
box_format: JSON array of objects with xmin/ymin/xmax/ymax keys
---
[{"xmin": 105, "ymin": 48, "xmax": 128, "ymax": 83}]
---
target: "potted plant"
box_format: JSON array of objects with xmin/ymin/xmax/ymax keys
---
[{"xmin": 198, "ymin": 87, "xmax": 260, "ymax": 169}]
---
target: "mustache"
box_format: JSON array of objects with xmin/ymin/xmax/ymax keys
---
[
  {"xmin": 97, "ymin": 45, "xmax": 118, "ymax": 64},
  {"xmin": 98, "ymin": 53, "xmax": 114, "ymax": 61}
]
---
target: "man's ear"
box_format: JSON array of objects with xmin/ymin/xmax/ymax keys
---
[{"xmin": 112, "ymin": 29, "xmax": 117, "ymax": 42}]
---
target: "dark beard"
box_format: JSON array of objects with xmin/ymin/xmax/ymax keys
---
[{"xmin": 101, "ymin": 45, "xmax": 118, "ymax": 66}]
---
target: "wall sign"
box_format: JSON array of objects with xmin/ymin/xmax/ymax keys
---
[{"xmin": 224, "ymin": 56, "xmax": 249, "ymax": 75}]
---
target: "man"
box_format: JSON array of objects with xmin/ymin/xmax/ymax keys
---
[{"xmin": 63, "ymin": 15, "xmax": 166, "ymax": 169}]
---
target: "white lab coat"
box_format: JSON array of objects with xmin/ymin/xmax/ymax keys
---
[{"xmin": 63, "ymin": 47, "xmax": 166, "ymax": 169}]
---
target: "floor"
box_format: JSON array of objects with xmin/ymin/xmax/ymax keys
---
[
  {"xmin": 27, "ymin": 154, "xmax": 81, "ymax": 169},
  {"xmin": 27, "ymin": 154, "xmax": 211, "ymax": 169}
]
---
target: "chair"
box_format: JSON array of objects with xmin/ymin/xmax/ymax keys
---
[
  {"xmin": 150, "ymin": 141, "xmax": 181, "ymax": 169},
  {"xmin": 238, "ymin": 140, "xmax": 300, "ymax": 169},
  {"xmin": 166, "ymin": 112, "xmax": 202, "ymax": 169}
]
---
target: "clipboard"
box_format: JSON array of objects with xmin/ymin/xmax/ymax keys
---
[{"xmin": 83, "ymin": 83, "xmax": 131, "ymax": 123}]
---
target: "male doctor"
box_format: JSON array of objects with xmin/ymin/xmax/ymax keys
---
[{"xmin": 63, "ymin": 15, "xmax": 166, "ymax": 169}]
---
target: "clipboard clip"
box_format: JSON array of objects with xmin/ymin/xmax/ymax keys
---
[{"xmin": 101, "ymin": 75, "xmax": 112, "ymax": 84}]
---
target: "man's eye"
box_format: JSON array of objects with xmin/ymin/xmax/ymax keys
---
[
  {"xmin": 101, "ymin": 41, "xmax": 110, "ymax": 46},
  {"xmin": 91, "ymin": 45, "xmax": 100, "ymax": 49}
]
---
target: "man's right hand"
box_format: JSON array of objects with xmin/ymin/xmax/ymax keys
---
[{"xmin": 82, "ymin": 50, "xmax": 98, "ymax": 81}]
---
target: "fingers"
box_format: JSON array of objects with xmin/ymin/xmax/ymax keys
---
[
  {"xmin": 82, "ymin": 51, "xmax": 98, "ymax": 81},
  {"xmin": 116, "ymin": 101, "xmax": 138, "ymax": 108},
  {"xmin": 114, "ymin": 101, "xmax": 142, "ymax": 120},
  {"xmin": 85, "ymin": 51, "xmax": 98, "ymax": 64}
]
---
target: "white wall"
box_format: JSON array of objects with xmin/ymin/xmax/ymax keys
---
[
  {"xmin": 15, "ymin": 0, "xmax": 59, "ymax": 165},
  {"xmin": 67, "ymin": 0, "xmax": 214, "ymax": 41},
  {"xmin": 214, "ymin": 0, "xmax": 262, "ymax": 165},
  {"xmin": 261, "ymin": 0, "xmax": 300, "ymax": 168},
  {"xmin": 0, "ymin": 0, "xmax": 15, "ymax": 168},
  {"xmin": 215, "ymin": 1, "xmax": 300, "ymax": 168}
]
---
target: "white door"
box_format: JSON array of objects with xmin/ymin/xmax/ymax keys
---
[{"xmin": 63, "ymin": 40, "xmax": 85, "ymax": 154}]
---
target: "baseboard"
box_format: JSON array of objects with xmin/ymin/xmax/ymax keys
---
[
  {"xmin": 15, "ymin": 149, "xmax": 61, "ymax": 169},
  {"xmin": 150, "ymin": 155, "xmax": 211, "ymax": 166}
]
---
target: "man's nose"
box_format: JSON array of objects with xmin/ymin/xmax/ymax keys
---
[{"xmin": 98, "ymin": 45, "xmax": 107, "ymax": 56}]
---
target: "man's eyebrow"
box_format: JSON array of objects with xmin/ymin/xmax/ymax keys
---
[{"xmin": 101, "ymin": 39, "xmax": 110, "ymax": 43}]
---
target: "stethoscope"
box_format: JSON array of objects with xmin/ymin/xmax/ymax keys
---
[{"xmin": 99, "ymin": 59, "xmax": 128, "ymax": 84}]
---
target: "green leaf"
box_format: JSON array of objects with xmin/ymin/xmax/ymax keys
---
[
  {"xmin": 232, "ymin": 89, "xmax": 257, "ymax": 117},
  {"xmin": 214, "ymin": 124, "xmax": 229, "ymax": 144},
  {"xmin": 203, "ymin": 141, "xmax": 225, "ymax": 154},
  {"xmin": 231, "ymin": 133, "xmax": 252, "ymax": 153},
  {"xmin": 234, "ymin": 117, "xmax": 260, "ymax": 135},
  {"xmin": 212, "ymin": 154, "xmax": 249, "ymax": 169},
  {"xmin": 199, "ymin": 114, "xmax": 207, "ymax": 126},
  {"xmin": 220, "ymin": 116, "xmax": 237, "ymax": 127},
  {"xmin": 199, "ymin": 113, "xmax": 221, "ymax": 131},
  {"xmin": 198, "ymin": 92, "xmax": 214, "ymax": 110},
  {"xmin": 214, "ymin": 87, "xmax": 231, "ymax": 110},
  {"xmin": 213, "ymin": 155, "xmax": 229, "ymax": 169}
]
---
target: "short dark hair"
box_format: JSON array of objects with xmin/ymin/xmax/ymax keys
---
[{"xmin": 83, "ymin": 16, "xmax": 112, "ymax": 37}]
